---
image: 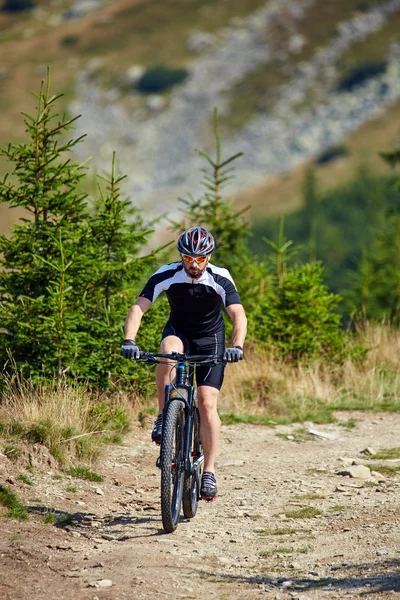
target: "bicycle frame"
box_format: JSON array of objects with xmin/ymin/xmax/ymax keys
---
[{"xmin": 162, "ymin": 360, "xmax": 202, "ymax": 477}]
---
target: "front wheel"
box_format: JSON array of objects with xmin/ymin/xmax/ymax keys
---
[
  {"xmin": 183, "ymin": 406, "xmax": 203, "ymax": 519},
  {"xmin": 160, "ymin": 398, "xmax": 186, "ymax": 533}
]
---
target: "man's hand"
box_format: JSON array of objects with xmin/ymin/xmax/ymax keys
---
[
  {"xmin": 224, "ymin": 346, "xmax": 243, "ymax": 363},
  {"xmin": 121, "ymin": 339, "xmax": 141, "ymax": 360}
]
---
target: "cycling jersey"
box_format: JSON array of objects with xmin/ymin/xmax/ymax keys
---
[{"xmin": 139, "ymin": 261, "xmax": 241, "ymax": 337}]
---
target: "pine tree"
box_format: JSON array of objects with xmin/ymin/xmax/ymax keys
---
[
  {"xmin": 0, "ymin": 71, "xmax": 91, "ymax": 380},
  {"xmin": 302, "ymin": 167, "xmax": 319, "ymax": 263},
  {"xmin": 83, "ymin": 152, "xmax": 166, "ymax": 387},
  {"xmin": 352, "ymin": 144, "xmax": 400, "ymax": 322},
  {"xmin": 0, "ymin": 72, "xmax": 163, "ymax": 388}
]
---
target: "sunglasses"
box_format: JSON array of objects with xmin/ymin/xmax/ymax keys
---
[{"xmin": 181, "ymin": 254, "xmax": 208, "ymax": 265}]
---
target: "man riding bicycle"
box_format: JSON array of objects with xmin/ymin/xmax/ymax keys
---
[{"xmin": 121, "ymin": 226, "xmax": 247, "ymax": 500}]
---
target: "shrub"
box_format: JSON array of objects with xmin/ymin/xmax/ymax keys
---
[
  {"xmin": 2, "ymin": 0, "xmax": 35, "ymax": 11},
  {"xmin": 67, "ymin": 465, "xmax": 103, "ymax": 481},
  {"xmin": 247, "ymin": 262, "xmax": 349, "ymax": 362},
  {"xmin": 0, "ymin": 484, "xmax": 28, "ymax": 520},
  {"xmin": 314, "ymin": 145, "xmax": 349, "ymax": 165},
  {"xmin": 61, "ymin": 35, "xmax": 79, "ymax": 47},
  {"xmin": 136, "ymin": 65, "xmax": 189, "ymax": 94},
  {"xmin": 337, "ymin": 61, "xmax": 387, "ymax": 92}
]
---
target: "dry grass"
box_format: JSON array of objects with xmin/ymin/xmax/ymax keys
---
[
  {"xmin": 0, "ymin": 324, "xmax": 398, "ymax": 466},
  {"xmin": 219, "ymin": 323, "xmax": 400, "ymax": 422},
  {"xmin": 0, "ymin": 372, "xmax": 135, "ymax": 464}
]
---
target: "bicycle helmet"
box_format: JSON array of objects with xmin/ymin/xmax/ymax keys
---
[{"xmin": 177, "ymin": 226, "xmax": 215, "ymax": 256}]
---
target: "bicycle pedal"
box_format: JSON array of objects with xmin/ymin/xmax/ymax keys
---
[{"xmin": 155, "ymin": 456, "xmax": 161, "ymax": 469}]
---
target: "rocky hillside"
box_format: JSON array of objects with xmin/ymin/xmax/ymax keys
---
[{"xmin": 1, "ymin": 0, "xmax": 400, "ymax": 222}]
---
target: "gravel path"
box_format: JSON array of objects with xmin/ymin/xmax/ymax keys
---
[{"xmin": 1, "ymin": 411, "xmax": 399, "ymax": 599}]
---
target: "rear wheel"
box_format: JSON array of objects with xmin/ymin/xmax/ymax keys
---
[
  {"xmin": 183, "ymin": 406, "xmax": 202, "ymax": 519},
  {"xmin": 160, "ymin": 398, "xmax": 186, "ymax": 533}
]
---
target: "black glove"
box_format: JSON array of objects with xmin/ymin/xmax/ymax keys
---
[
  {"xmin": 224, "ymin": 346, "xmax": 243, "ymax": 363},
  {"xmin": 121, "ymin": 339, "xmax": 141, "ymax": 360}
]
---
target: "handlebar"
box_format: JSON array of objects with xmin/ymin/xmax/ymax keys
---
[{"xmin": 135, "ymin": 351, "xmax": 226, "ymax": 366}]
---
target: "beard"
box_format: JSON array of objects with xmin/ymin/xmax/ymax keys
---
[{"xmin": 182, "ymin": 261, "xmax": 205, "ymax": 279}]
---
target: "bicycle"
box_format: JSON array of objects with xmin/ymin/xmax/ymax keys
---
[{"xmin": 135, "ymin": 351, "xmax": 226, "ymax": 533}]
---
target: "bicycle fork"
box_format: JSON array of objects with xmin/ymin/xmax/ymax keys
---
[{"xmin": 155, "ymin": 384, "xmax": 202, "ymax": 477}]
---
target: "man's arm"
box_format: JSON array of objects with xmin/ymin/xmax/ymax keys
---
[
  {"xmin": 226, "ymin": 303, "xmax": 247, "ymax": 348},
  {"xmin": 124, "ymin": 296, "xmax": 152, "ymax": 341}
]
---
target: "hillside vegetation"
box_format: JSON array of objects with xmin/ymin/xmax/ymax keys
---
[{"xmin": 1, "ymin": 0, "xmax": 400, "ymax": 235}]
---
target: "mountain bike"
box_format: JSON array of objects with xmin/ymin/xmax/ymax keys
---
[{"xmin": 135, "ymin": 351, "xmax": 225, "ymax": 533}]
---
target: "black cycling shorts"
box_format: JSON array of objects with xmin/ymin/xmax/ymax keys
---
[{"xmin": 161, "ymin": 322, "xmax": 225, "ymax": 390}]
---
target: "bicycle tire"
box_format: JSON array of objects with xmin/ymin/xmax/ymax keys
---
[
  {"xmin": 183, "ymin": 406, "xmax": 202, "ymax": 519},
  {"xmin": 160, "ymin": 397, "xmax": 186, "ymax": 533}
]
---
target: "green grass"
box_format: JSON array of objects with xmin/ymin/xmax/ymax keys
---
[
  {"xmin": 0, "ymin": 484, "xmax": 28, "ymax": 520},
  {"xmin": 220, "ymin": 397, "xmax": 336, "ymax": 426},
  {"xmin": 368, "ymin": 464, "xmax": 400, "ymax": 476},
  {"xmin": 284, "ymin": 507, "xmax": 323, "ymax": 519},
  {"xmin": 369, "ymin": 447, "xmax": 400, "ymax": 460},
  {"xmin": 363, "ymin": 481, "xmax": 379, "ymax": 488},
  {"xmin": 337, "ymin": 418, "xmax": 358, "ymax": 430},
  {"xmin": 57, "ymin": 513, "xmax": 74, "ymax": 527},
  {"xmin": 220, "ymin": 412, "xmax": 277, "ymax": 427},
  {"xmin": 16, "ymin": 473, "xmax": 34, "ymax": 486},
  {"xmin": 292, "ymin": 493, "xmax": 325, "ymax": 501},
  {"xmin": 329, "ymin": 505, "xmax": 348, "ymax": 512},
  {"xmin": 328, "ymin": 398, "xmax": 400, "ymax": 412},
  {"xmin": 6, "ymin": 506, "xmax": 29, "ymax": 520},
  {"xmin": 259, "ymin": 546, "xmax": 309, "ymax": 558},
  {"xmin": 65, "ymin": 486, "xmax": 77, "ymax": 493},
  {"xmin": 3, "ymin": 444, "xmax": 21, "ymax": 460},
  {"xmin": 307, "ymin": 468, "xmax": 328, "ymax": 475},
  {"xmin": 67, "ymin": 465, "xmax": 104, "ymax": 482},
  {"xmin": 276, "ymin": 428, "xmax": 315, "ymax": 443},
  {"xmin": 255, "ymin": 527, "xmax": 302, "ymax": 536},
  {"xmin": 42, "ymin": 511, "xmax": 57, "ymax": 524}
]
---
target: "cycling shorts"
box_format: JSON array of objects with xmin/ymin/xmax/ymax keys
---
[{"xmin": 161, "ymin": 322, "xmax": 225, "ymax": 390}]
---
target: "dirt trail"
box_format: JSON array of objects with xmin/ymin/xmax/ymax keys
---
[{"xmin": 1, "ymin": 412, "xmax": 400, "ymax": 600}]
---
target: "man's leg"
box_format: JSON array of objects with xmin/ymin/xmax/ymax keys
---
[
  {"xmin": 155, "ymin": 335, "xmax": 184, "ymax": 413},
  {"xmin": 197, "ymin": 385, "xmax": 221, "ymax": 474},
  {"xmin": 151, "ymin": 335, "xmax": 184, "ymax": 444}
]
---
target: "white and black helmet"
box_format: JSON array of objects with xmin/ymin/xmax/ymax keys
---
[{"xmin": 177, "ymin": 226, "xmax": 215, "ymax": 256}]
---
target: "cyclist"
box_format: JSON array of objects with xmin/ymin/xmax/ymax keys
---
[{"xmin": 121, "ymin": 226, "xmax": 247, "ymax": 500}]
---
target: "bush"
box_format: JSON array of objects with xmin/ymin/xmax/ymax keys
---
[
  {"xmin": 61, "ymin": 35, "xmax": 79, "ymax": 47},
  {"xmin": 136, "ymin": 65, "xmax": 189, "ymax": 94},
  {"xmin": 2, "ymin": 0, "xmax": 35, "ymax": 11},
  {"xmin": 337, "ymin": 61, "xmax": 387, "ymax": 92},
  {"xmin": 247, "ymin": 262, "xmax": 350, "ymax": 362},
  {"xmin": 314, "ymin": 145, "xmax": 349, "ymax": 165}
]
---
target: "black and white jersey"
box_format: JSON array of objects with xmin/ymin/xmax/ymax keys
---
[{"xmin": 139, "ymin": 262, "xmax": 241, "ymax": 336}]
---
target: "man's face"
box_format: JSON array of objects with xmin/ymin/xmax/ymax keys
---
[{"xmin": 181, "ymin": 254, "xmax": 210, "ymax": 279}]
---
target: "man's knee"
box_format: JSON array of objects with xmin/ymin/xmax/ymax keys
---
[
  {"xmin": 198, "ymin": 386, "xmax": 219, "ymax": 414},
  {"xmin": 160, "ymin": 335, "xmax": 184, "ymax": 353}
]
